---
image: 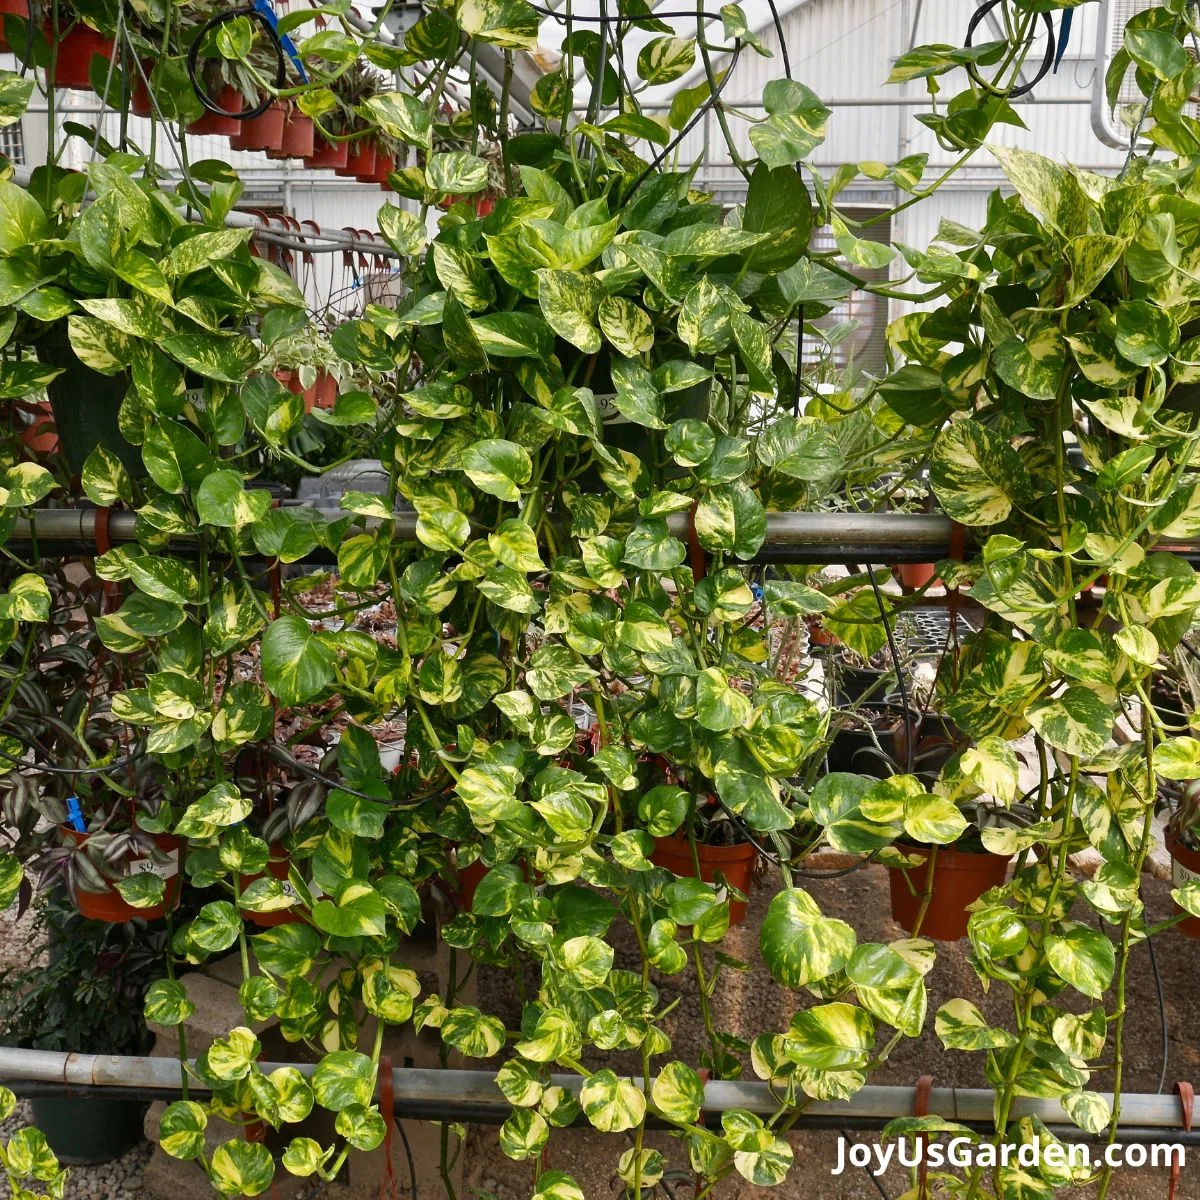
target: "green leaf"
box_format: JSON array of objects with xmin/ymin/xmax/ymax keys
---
[
  {"xmin": 455, "ymin": 0, "xmax": 540, "ymax": 49},
  {"xmin": 1124, "ymin": 26, "xmax": 1188, "ymax": 81},
  {"xmin": 0, "ymin": 178, "xmax": 46, "ymax": 252},
  {"xmin": 1045, "ymin": 921, "xmax": 1115, "ymax": 998},
  {"xmin": 760, "ymin": 888, "xmax": 856, "ymax": 988},
  {"xmin": 312, "ymin": 882, "xmax": 387, "ymax": 937},
  {"xmin": 158, "ymin": 1101, "xmax": 208, "ymax": 1160},
  {"xmin": 145, "ymin": 979, "xmax": 196, "ymax": 1028},
  {"xmin": 142, "ymin": 421, "xmax": 214, "ymax": 495},
  {"xmin": 189, "ymin": 901, "xmax": 243, "ymax": 954},
  {"xmin": 81, "ymin": 446, "xmax": 134, "ymax": 507},
  {"xmin": 1116, "ymin": 299, "xmax": 1178, "ymax": 366},
  {"xmin": 312, "ymin": 1051, "xmax": 374, "ymax": 1112},
  {"xmin": 934, "ymin": 998, "xmax": 1016, "ymax": 1051},
  {"xmin": 0, "ymin": 853, "xmax": 22, "ymax": 911},
  {"xmin": 785, "ymin": 1002, "xmax": 874, "ymax": 1070},
  {"xmin": 580, "ymin": 1070, "xmax": 646, "ymax": 1133},
  {"xmin": 462, "ymin": 439, "xmax": 532, "ymax": 502},
  {"xmin": 261, "ymin": 615, "xmax": 336, "ymax": 706},
  {"xmin": 196, "ymin": 470, "xmax": 272, "ymax": 530},
  {"xmin": 930, "ymin": 422, "xmax": 1031, "ymax": 526},
  {"xmin": 537, "ymin": 269, "xmax": 602, "ymax": 353},
  {"xmin": 693, "ymin": 482, "xmax": 766, "ymax": 559},
  {"xmin": 651, "ymin": 1060, "xmax": 705, "ymax": 1124},
  {"xmin": 749, "ymin": 79, "xmax": 830, "ymax": 167},
  {"xmin": 442, "ymin": 1005, "xmax": 507, "ymax": 1057},
  {"xmin": 636, "ymin": 35, "xmax": 695, "ymax": 83},
  {"xmin": 1026, "ymin": 687, "xmax": 1111, "ymax": 759}
]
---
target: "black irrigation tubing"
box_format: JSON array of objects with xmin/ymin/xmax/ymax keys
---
[
  {"xmin": 185, "ymin": 5, "xmax": 287, "ymax": 119},
  {"xmin": 964, "ymin": 0, "xmax": 1054, "ymax": 99},
  {"xmin": 1147, "ymin": 934, "xmax": 1170, "ymax": 1096},
  {"xmin": 867, "ymin": 567, "xmax": 913, "ymax": 773}
]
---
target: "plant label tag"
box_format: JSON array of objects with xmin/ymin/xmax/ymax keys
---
[
  {"xmin": 1172, "ymin": 858, "xmax": 1200, "ymax": 889},
  {"xmin": 128, "ymin": 850, "xmax": 180, "ymax": 881},
  {"xmin": 594, "ymin": 393, "xmax": 630, "ymax": 425},
  {"xmin": 185, "ymin": 386, "xmax": 207, "ymax": 413}
]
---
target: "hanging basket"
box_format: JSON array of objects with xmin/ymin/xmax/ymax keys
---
[
  {"xmin": 649, "ymin": 834, "xmax": 757, "ymax": 926},
  {"xmin": 188, "ymin": 86, "xmax": 243, "ymax": 137},
  {"xmin": 1167, "ymin": 833, "xmax": 1200, "ymax": 938},
  {"xmin": 229, "ymin": 103, "xmax": 285, "ymax": 152},
  {"xmin": 887, "ymin": 843, "xmax": 1009, "ymax": 942},
  {"xmin": 45, "ymin": 22, "xmax": 111, "ymax": 90},
  {"xmin": 304, "ymin": 136, "xmax": 349, "ymax": 171},
  {"xmin": 61, "ymin": 827, "xmax": 183, "ymax": 923}
]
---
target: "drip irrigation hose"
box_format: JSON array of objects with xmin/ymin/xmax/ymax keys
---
[{"xmin": 185, "ymin": 6, "xmax": 287, "ymax": 119}]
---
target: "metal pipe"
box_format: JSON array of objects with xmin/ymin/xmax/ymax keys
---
[
  {"xmin": 0, "ymin": 1051, "xmax": 1195, "ymax": 1134},
  {"xmin": 14, "ymin": 509, "xmax": 1200, "ymax": 567}
]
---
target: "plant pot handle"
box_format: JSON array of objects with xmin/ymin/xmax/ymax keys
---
[
  {"xmin": 1169, "ymin": 1081, "xmax": 1193, "ymax": 1200},
  {"xmin": 914, "ymin": 1073, "xmax": 933, "ymax": 1200}
]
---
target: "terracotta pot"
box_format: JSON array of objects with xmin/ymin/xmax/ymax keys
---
[
  {"xmin": 17, "ymin": 399, "xmax": 57, "ymax": 453},
  {"xmin": 239, "ymin": 846, "xmax": 304, "ymax": 928},
  {"xmin": 46, "ymin": 22, "xmax": 111, "ymax": 90},
  {"xmin": 0, "ymin": 0, "xmax": 28, "ymax": 54},
  {"xmin": 887, "ymin": 843, "xmax": 1009, "ymax": 942},
  {"xmin": 303, "ymin": 136, "xmax": 349, "ymax": 171},
  {"xmin": 898, "ymin": 562, "xmax": 939, "ymax": 592},
  {"xmin": 189, "ymin": 86, "xmax": 242, "ymax": 137},
  {"xmin": 370, "ymin": 151, "xmax": 395, "ymax": 188},
  {"xmin": 1167, "ymin": 834, "xmax": 1200, "ymax": 938},
  {"xmin": 266, "ymin": 110, "xmax": 314, "ymax": 160},
  {"xmin": 229, "ymin": 103, "xmax": 285, "ymax": 152},
  {"xmin": 650, "ymin": 834, "xmax": 757, "ymax": 925},
  {"xmin": 61, "ymin": 826, "xmax": 182, "ymax": 923},
  {"xmin": 337, "ymin": 140, "xmax": 376, "ymax": 179}
]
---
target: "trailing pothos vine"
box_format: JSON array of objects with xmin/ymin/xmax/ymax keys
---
[{"xmin": 0, "ymin": 2, "xmax": 1199, "ymax": 1200}]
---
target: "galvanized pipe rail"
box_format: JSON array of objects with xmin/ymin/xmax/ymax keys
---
[
  {"xmin": 10, "ymin": 507, "xmax": 1200, "ymax": 567},
  {"xmin": 0, "ymin": 1049, "xmax": 1194, "ymax": 1139}
]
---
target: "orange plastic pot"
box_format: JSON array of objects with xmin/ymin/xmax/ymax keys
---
[
  {"xmin": 304, "ymin": 136, "xmax": 348, "ymax": 170},
  {"xmin": 229, "ymin": 104, "xmax": 285, "ymax": 152},
  {"xmin": 266, "ymin": 110, "xmax": 313, "ymax": 160},
  {"xmin": 650, "ymin": 834, "xmax": 757, "ymax": 925},
  {"xmin": 1167, "ymin": 834, "xmax": 1200, "ymax": 938},
  {"xmin": 887, "ymin": 843, "xmax": 1009, "ymax": 942},
  {"xmin": 189, "ymin": 86, "xmax": 242, "ymax": 137},
  {"xmin": 898, "ymin": 562, "xmax": 939, "ymax": 591},
  {"xmin": 0, "ymin": 0, "xmax": 28, "ymax": 53},
  {"xmin": 62, "ymin": 827, "xmax": 182, "ymax": 923},
  {"xmin": 17, "ymin": 400, "xmax": 57, "ymax": 453},
  {"xmin": 238, "ymin": 846, "xmax": 304, "ymax": 928},
  {"xmin": 46, "ymin": 22, "xmax": 111, "ymax": 90},
  {"xmin": 337, "ymin": 140, "xmax": 376, "ymax": 179},
  {"xmin": 311, "ymin": 370, "xmax": 337, "ymax": 410}
]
